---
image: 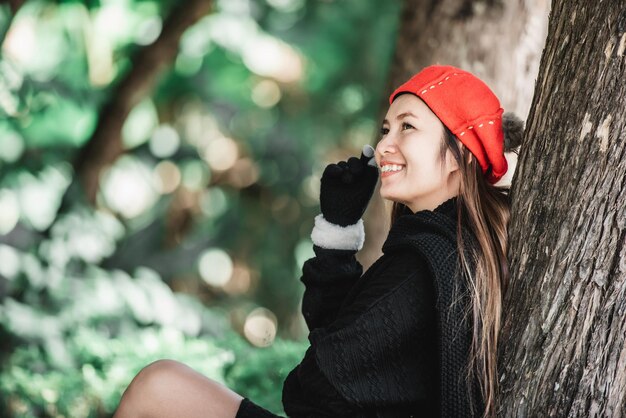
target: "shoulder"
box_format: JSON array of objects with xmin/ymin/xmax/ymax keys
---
[{"xmin": 383, "ymin": 212, "xmax": 470, "ymax": 265}]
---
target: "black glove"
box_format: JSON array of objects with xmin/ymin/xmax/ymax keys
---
[{"xmin": 320, "ymin": 145, "xmax": 379, "ymax": 227}]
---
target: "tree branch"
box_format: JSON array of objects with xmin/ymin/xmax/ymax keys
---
[
  {"xmin": 75, "ymin": 0, "xmax": 213, "ymax": 204},
  {"xmin": 0, "ymin": 0, "xmax": 26, "ymax": 46},
  {"xmin": 4, "ymin": 0, "xmax": 24, "ymax": 16}
]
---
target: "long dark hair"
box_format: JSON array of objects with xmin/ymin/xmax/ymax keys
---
[{"xmin": 390, "ymin": 125, "xmax": 511, "ymax": 418}]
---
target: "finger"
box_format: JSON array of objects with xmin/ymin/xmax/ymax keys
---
[
  {"xmin": 347, "ymin": 157, "xmax": 363, "ymax": 175},
  {"xmin": 361, "ymin": 145, "xmax": 377, "ymax": 168},
  {"xmin": 323, "ymin": 163, "xmax": 342, "ymax": 178},
  {"xmin": 341, "ymin": 170, "xmax": 354, "ymax": 184},
  {"xmin": 361, "ymin": 144, "xmax": 374, "ymax": 159}
]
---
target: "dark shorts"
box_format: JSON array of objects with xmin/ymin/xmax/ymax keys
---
[{"xmin": 235, "ymin": 398, "xmax": 284, "ymax": 418}]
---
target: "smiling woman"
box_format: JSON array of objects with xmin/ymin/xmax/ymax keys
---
[{"xmin": 113, "ymin": 65, "xmax": 523, "ymax": 418}]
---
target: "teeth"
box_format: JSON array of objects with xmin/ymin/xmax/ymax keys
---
[{"xmin": 381, "ymin": 164, "xmax": 404, "ymax": 173}]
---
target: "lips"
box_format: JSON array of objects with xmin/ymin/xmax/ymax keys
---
[{"xmin": 380, "ymin": 164, "xmax": 405, "ymax": 178}]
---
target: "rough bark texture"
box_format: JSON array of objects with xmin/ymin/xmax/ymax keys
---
[
  {"xmin": 499, "ymin": 1, "xmax": 626, "ymax": 416},
  {"xmin": 75, "ymin": 0, "xmax": 213, "ymax": 204},
  {"xmin": 361, "ymin": 0, "xmax": 549, "ymax": 268}
]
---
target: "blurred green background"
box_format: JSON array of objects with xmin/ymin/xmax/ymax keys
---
[{"xmin": 0, "ymin": 0, "xmax": 400, "ymax": 416}]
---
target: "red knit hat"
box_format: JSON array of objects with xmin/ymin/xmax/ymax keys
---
[{"xmin": 389, "ymin": 65, "xmax": 508, "ymax": 184}]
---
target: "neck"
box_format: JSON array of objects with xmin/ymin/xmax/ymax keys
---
[{"xmin": 407, "ymin": 193, "xmax": 459, "ymax": 213}]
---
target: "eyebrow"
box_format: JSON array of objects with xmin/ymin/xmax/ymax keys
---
[{"xmin": 382, "ymin": 112, "xmax": 418, "ymax": 124}]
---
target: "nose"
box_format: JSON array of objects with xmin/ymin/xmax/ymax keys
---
[{"xmin": 375, "ymin": 130, "xmax": 397, "ymax": 158}]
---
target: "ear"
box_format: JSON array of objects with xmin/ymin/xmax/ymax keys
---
[{"xmin": 446, "ymin": 148, "xmax": 460, "ymax": 173}]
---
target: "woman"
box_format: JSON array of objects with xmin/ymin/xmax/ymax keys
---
[{"xmin": 113, "ymin": 65, "xmax": 522, "ymax": 418}]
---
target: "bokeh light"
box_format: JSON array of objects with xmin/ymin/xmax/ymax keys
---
[
  {"xmin": 181, "ymin": 160, "xmax": 211, "ymax": 190},
  {"xmin": 101, "ymin": 156, "xmax": 158, "ymax": 218},
  {"xmin": 242, "ymin": 34, "xmax": 303, "ymax": 83},
  {"xmin": 0, "ymin": 189, "xmax": 20, "ymax": 235},
  {"xmin": 243, "ymin": 307, "xmax": 277, "ymax": 347},
  {"xmin": 153, "ymin": 161, "xmax": 182, "ymax": 194},
  {"xmin": 300, "ymin": 174, "xmax": 320, "ymax": 204},
  {"xmin": 122, "ymin": 99, "xmax": 159, "ymax": 149},
  {"xmin": 0, "ymin": 128, "xmax": 25, "ymax": 163},
  {"xmin": 202, "ymin": 136, "xmax": 239, "ymax": 172},
  {"xmin": 266, "ymin": 0, "xmax": 306, "ymax": 13},
  {"xmin": 179, "ymin": 103, "xmax": 222, "ymax": 147},
  {"xmin": 175, "ymin": 53, "xmax": 203, "ymax": 76},
  {"xmin": 149, "ymin": 124, "xmax": 181, "ymax": 158},
  {"xmin": 17, "ymin": 164, "xmax": 71, "ymax": 231},
  {"xmin": 199, "ymin": 187, "xmax": 228, "ymax": 218},
  {"xmin": 198, "ymin": 248, "xmax": 233, "ymax": 287},
  {"xmin": 227, "ymin": 158, "xmax": 260, "ymax": 188},
  {"xmin": 0, "ymin": 244, "xmax": 21, "ymax": 279},
  {"xmin": 222, "ymin": 263, "xmax": 253, "ymax": 295},
  {"xmin": 180, "ymin": 16, "xmax": 214, "ymax": 58},
  {"xmin": 134, "ymin": 16, "xmax": 162, "ymax": 46},
  {"xmin": 3, "ymin": 14, "xmax": 65, "ymax": 79},
  {"xmin": 339, "ymin": 85, "xmax": 367, "ymax": 114},
  {"xmin": 251, "ymin": 79, "xmax": 281, "ymax": 108}
]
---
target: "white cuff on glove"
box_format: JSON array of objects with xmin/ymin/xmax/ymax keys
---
[{"xmin": 310, "ymin": 214, "xmax": 364, "ymax": 251}]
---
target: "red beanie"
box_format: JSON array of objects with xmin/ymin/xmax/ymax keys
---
[{"xmin": 389, "ymin": 65, "xmax": 508, "ymax": 184}]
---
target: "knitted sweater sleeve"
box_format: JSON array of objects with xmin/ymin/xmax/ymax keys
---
[
  {"xmin": 311, "ymin": 255, "xmax": 439, "ymax": 410},
  {"xmin": 299, "ymin": 244, "xmax": 363, "ymax": 333},
  {"xmin": 282, "ymin": 250, "xmax": 439, "ymax": 417}
]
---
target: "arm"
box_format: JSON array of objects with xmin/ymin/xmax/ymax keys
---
[
  {"xmin": 298, "ymin": 145, "xmax": 378, "ymax": 333},
  {"xmin": 284, "ymin": 251, "xmax": 439, "ymax": 417},
  {"xmin": 300, "ymin": 245, "xmax": 363, "ymax": 333},
  {"xmin": 299, "ymin": 211, "xmax": 365, "ymax": 332},
  {"xmin": 312, "ymin": 253, "xmax": 439, "ymax": 413}
]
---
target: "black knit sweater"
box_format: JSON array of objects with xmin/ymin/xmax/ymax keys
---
[{"xmin": 280, "ymin": 196, "xmax": 483, "ymax": 418}]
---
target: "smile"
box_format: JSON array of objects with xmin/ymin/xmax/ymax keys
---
[
  {"xmin": 381, "ymin": 164, "xmax": 405, "ymax": 173},
  {"xmin": 380, "ymin": 164, "xmax": 405, "ymax": 177}
]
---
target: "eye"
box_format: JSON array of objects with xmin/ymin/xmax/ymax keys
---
[
  {"xmin": 401, "ymin": 122, "xmax": 415, "ymax": 131},
  {"xmin": 380, "ymin": 127, "xmax": 389, "ymax": 136}
]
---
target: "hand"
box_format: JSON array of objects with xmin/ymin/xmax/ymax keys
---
[{"xmin": 319, "ymin": 145, "xmax": 379, "ymax": 227}]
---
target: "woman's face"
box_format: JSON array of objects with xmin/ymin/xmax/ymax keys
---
[{"xmin": 375, "ymin": 94, "xmax": 460, "ymax": 213}]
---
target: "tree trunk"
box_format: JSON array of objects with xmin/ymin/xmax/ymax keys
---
[
  {"xmin": 75, "ymin": 0, "xmax": 213, "ymax": 205},
  {"xmin": 388, "ymin": 0, "xmax": 549, "ymax": 118},
  {"xmin": 499, "ymin": 1, "xmax": 626, "ymax": 416},
  {"xmin": 361, "ymin": 0, "xmax": 550, "ymax": 268}
]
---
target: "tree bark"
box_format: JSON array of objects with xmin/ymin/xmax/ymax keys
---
[
  {"xmin": 361, "ymin": 0, "xmax": 550, "ymax": 268},
  {"xmin": 499, "ymin": 1, "xmax": 626, "ymax": 416},
  {"xmin": 75, "ymin": 0, "xmax": 213, "ymax": 204},
  {"xmin": 388, "ymin": 0, "xmax": 549, "ymax": 118}
]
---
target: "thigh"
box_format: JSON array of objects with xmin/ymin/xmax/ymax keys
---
[{"xmin": 115, "ymin": 359, "xmax": 244, "ymax": 418}]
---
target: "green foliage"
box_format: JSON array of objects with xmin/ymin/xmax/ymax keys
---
[
  {"xmin": 0, "ymin": 0, "xmax": 400, "ymax": 416},
  {"xmin": 1, "ymin": 322, "xmax": 306, "ymax": 417},
  {"xmin": 222, "ymin": 334, "xmax": 308, "ymax": 415},
  {"xmin": 1, "ymin": 327, "xmax": 231, "ymax": 417},
  {"xmin": 0, "ymin": 214, "xmax": 307, "ymax": 416}
]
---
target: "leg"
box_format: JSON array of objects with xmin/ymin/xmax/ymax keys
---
[{"xmin": 114, "ymin": 359, "xmax": 244, "ymax": 418}]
